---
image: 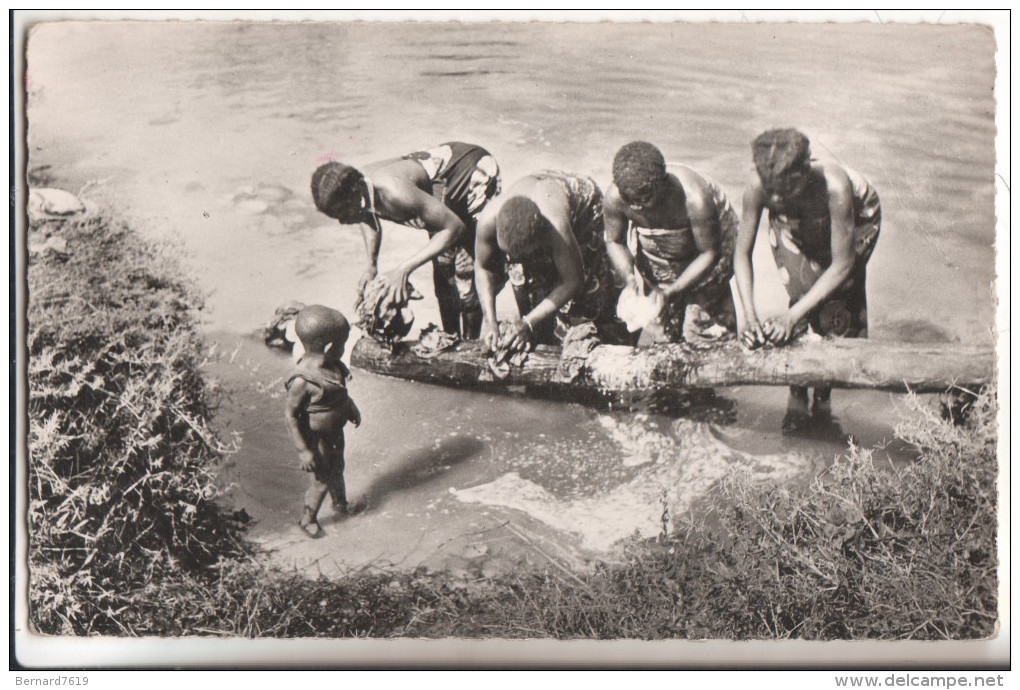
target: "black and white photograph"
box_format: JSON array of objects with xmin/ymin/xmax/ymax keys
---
[{"xmin": 13, "ymin": 10, "xmax": 1009, "ymax": 670}]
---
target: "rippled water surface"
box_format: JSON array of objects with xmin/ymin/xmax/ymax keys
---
[{"xmin": 26, "ymin": 20, "xmax": 998, "ymax": 564}]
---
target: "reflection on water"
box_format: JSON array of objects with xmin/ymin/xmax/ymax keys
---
[
  {"xmin": 616, "ymin": 387, "xmax": 737, "ymax": 425},
  {"xmin": 26, "ymin": 21, "xmax": 996, "ymax": 555}
]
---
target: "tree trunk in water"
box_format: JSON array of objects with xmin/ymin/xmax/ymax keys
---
[{"xmin": 351, "ymin": 337, "xmax": 994, "ymax": 396}]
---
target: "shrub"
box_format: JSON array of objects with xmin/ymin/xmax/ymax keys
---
[
  {"xmin": 670, "ymin": 388, "xmax": 999, "ymax": 640},
  {"xmin": 27, "ymin": 210, "xmax": 246, "ymax": 635}
]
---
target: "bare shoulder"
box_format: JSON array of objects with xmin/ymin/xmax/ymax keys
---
[
  {"xmin": 362, "ymin": 155, "xmax": 411, "ymax": 177},
  {"xmin": 371, "ymin": 168, "xmax": 419, "ymax": 197},
  {"xmin": 673, "ymin": 167, "xmax": 712, "ymax": 206},
  {"xmin": 672, "ymin": 165, "xmax": 708, "ymax": 192},
  {"xmin": 603, "ymin": 182, "xmax": 627, "ymax": 213},
  {"xmin": 531, "ymin": 176, "xmax": 570, "ymax": 211},
  {"xmin": 475, "ymin": 196, "xmax": 502, "ymax": 237},
  {"xmin": 742, "ymin": 168, "xmax": 766, "ymax": 198},
  {"xmin": 820, "ymin": 163, "xmax": 853, "ymax": 200},
  {"xmin": 530, "ymin": 175, "xmax": 563, "ymax": 197},
  {"xmin": 375, "ymin": 169, "xmax": 435, "ymax": 218}
]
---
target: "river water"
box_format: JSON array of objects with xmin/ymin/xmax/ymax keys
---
[{"xmin": 26, "ymin": 20, "xmax": 998, "ymax": 573}]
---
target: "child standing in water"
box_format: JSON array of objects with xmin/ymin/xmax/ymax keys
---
[{"xmin": 284, "ymin": 305, "xmax": 361, "ymax": 537}]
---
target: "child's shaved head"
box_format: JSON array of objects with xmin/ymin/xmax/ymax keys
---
[
  {"xmin": 295, "ymin": 305, "xmax": 350, "ymax": 353},
  {"xmin": 752, "ymin": 128, "xmax": 811, "ymax": 189}
]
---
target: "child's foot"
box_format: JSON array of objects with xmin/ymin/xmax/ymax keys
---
[
  {"xmin": 331, "ymin": 501, "xmax": 350, "ymax": 517},
  {"xmin": 298, "ymin": 517, "xmax": 323, "ymax": 538},
  {"xmin": 299, "ymin": 507, "xmax": 323, "ymax": 538}
]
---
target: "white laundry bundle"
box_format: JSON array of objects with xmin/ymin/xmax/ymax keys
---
[{"xmin": 616, "ymin": 269, "xmax": 661, "ymax": 333}]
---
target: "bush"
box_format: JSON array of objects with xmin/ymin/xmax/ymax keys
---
[
  {"xmin": 666, "ymin": 388, "xmax": 998, "ymax": 640},
  {"xmin": 27, "ymin": 209, "xmax": 247, "ymax": 634}
]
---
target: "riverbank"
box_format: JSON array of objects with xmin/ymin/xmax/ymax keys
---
[{"xmin": 25, "ymin": 196, "xmax": 997, "ymax": 639}]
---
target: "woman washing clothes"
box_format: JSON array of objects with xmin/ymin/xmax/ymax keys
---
[
  {"xmin": 603, "ymin": 141, "xmax": 739, "ymax": 343},
  {"xmin": 733, "ymin": 128, "xmax": 881, "ymax": 434},
  {"xmin": 311, "ymin": 142, "xmax": 500, "ymax": 339},
  {"xmin": 474, "ymin": 171, "xmax": 631, "ymax": 355}
]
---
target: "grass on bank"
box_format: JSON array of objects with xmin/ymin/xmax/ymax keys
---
[{"xmin": 25, "ymin": 203, "xmax": 998, "ymax": 639}]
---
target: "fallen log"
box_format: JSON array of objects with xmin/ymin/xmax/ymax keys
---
[{"xmin": 351, "ymin": 336, "xmax": 994, "ymax": 396}]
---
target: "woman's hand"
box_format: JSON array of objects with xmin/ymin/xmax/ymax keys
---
[
  {"xmin": 740, "ymin": 316, "xmax": 767, "ymax": 350},
  {"xmin": 356, "ymin": 266, "xmax": 378, "ymax": 299},
  {"xmin": 379, "ymin": 268, "xmax": 410, "ymax": 305},
  {"xmin": 649, "ymin": 285, "xmax": 668, "ymax": 318},
  {"xmin": 480, "ymin": 318, "xmax": 500, "ymax": 352},
  {"xmin": 499, "ymin": 318, "xmax": 534, "ymax": 354},
  {"xmin": 763, "ymin": 311, "xmax": 799, "ymax": 346}
]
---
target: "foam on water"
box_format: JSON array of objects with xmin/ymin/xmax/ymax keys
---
[{"xmin": 455, "ymin": 418, "xmax": 811, "ymax": 552}]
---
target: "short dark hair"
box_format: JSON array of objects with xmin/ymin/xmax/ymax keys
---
[
  {"xmin": 295, "ymin": 305, "xmax": 350, "ymax": 353},
  {"xmin": 311, "ymin": 162, "xmax": 365, "ymax": 222},
  {"xmin": 752, "ymin": 128, "xmax": 811, "ymax": 189},
  {"xmin": 612, "ymin": 141, "xmax": 668, "ymax": 205},
  {"xmin": 496, "ymin": 196, "xmax": 547, "ymax": 259}
]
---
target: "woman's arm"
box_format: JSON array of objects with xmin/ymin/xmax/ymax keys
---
[
  {"xmin": 734, "ymin": 176, "xmax": 766, "ymax": 346},
  {"xmin": 765, "ymin": 169, "xmax": 856, "ymax": 344},
  {"xmin": 603, "ymin": 185, "xmax": 637, "ymax": 287},
  {"xmin": 375, "ymin": 178, "xmax": 466, "ymax": 304},
  {"xmin": 284, "ymin": 381, "xmax": 317, "ymax": 472},
  {"xmin": 356, "ymin": 212, "xmax": 382, "ymax": 297},
  {"xmin": 474, "ymin": 206, "xmax": 504, "ymax": 350},
  {"xmin": 661, "ymin": 191, "xmax": 719, "ymax": 298}
]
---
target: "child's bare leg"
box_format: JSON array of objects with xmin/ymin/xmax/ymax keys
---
[
  {"xmin": 300, "ymin": 475, "xmax": 328, "ymax": 537},
  {"xmin": 810, "ymin": 386, "xmax": 841, "ymax": 433},
  {"xmin": 808, "ymin": 386, "xmax": 846, "ymax": 439},
  {"xmin": 320, "ymin": 438, "xmax": 348, "ymax": 516},
  {"xmin": 328, "ymin": 454, "xmax": 349, "ymax": 515}
]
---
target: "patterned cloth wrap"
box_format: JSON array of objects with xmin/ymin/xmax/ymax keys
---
[
  {"xmin": 767, "ymin": 167, "xmax": 881, "ymax": 338},
  {"xmin": 354, "ymin": 278, "xmax": 423, "ymax": 349},
  {"xmin": 506, "ymin": 171, "xmax": 631, "ymax": 346}
]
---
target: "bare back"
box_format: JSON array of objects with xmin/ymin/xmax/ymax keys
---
[{"xmin": 285, "ymin": 360, "xmax": 351, "ymax": 446}]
